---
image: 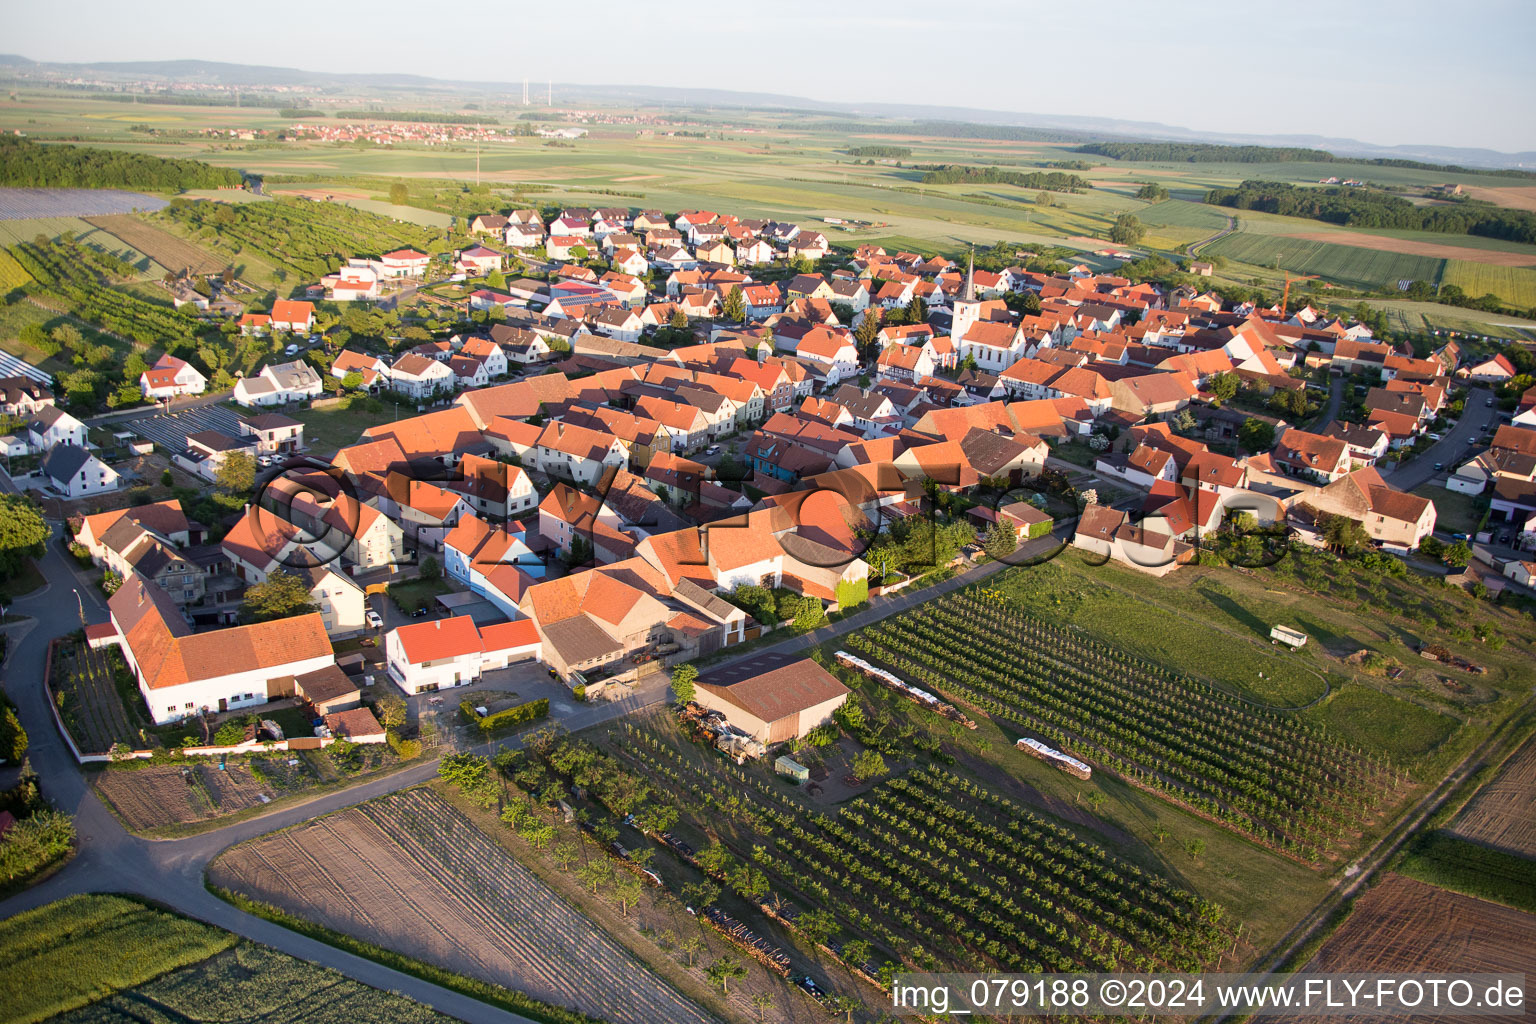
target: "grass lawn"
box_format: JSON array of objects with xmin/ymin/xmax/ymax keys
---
[
  {"xmin": 1298, "ymin": 683, "xmax": 1459, "ymax": 761},
  {"xmin": 290, "ymin": 400, "xmax": 396, "ymax": 456},
  {"xmin": 0, "ymin": 558, "xmax": 46, "ymax": 602},
  {"xmin": 1047, "ymin": 440, "xmax": 1100, "ymax": 467},
  {"xmin": 387, "ymin": 577, "xmax": 452, "ymax": 614},
  {"xmin": 996, "ymin": 558, "xmax": 1330, "ymax": 707},
  {"xmin": 1412, "ymin": 483, "xmax": 1485, "ymax": 535}
]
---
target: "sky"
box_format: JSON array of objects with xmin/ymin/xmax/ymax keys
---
[{"xmin": 8, "ymin": 0, "xmax": 1535, "ymax": 153}]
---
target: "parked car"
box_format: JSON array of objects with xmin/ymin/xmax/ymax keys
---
[
  {"xmin": 1486, "ymin": 398, "xmax": 1494, "ymax": 406},
  {"xmin": 705, "ymin": 444, "xmax": 721, "ymax": 456},
  {"xmin": 365, "ymin": 609, "xmax": 383, "ymax": 629},
  {"xmin": 1433, "ymin": 462, "xmax": 1443, "ymax": 471},
  {"xmin": 284, "ymin": 343, "xmax": 299, "ymax": 356},
  {"xmin": 411, "ymin": 606, "xmax": 430, "ymax": 618}
]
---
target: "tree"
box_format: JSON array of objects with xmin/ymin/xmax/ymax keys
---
[
  {"xmin": 668, "ymin": 308, "xmax": 689, "ymax": 330},
  {"xmin": 0, "ymin": 705, "xmax": 27, "ymax": 763},
  {"xmin": 1442, "ymin": 540, "xmax": 1471, "ymax": 568},
  {"xmin": 1237, "ymin": 417, "xmax": 1276, "ymax": 453},
  {"xmin": 1109, "ymin": 214, "xmax": 1145, "ymax": 245},
  {"xmin": 750, "ymin": 992, "xmax": 775, "ymax": 1022},
  {"xmin": 613, "ymin": 876, "xmax": 644, "ymax": 916},
  {"xmin": 215, "ymin": 450, "xmax": 256, "ymax": 494},
  {"xmin": 419, "ymin": 554, "xmax": 441, "ymax": 581},
  {"xmin": 705, "ymin": 954, "xmax": 747, "ymax": 994},
  {"xmin": 341, "ymin": 370, "xmax": 363, "ymax": 391},
  {"xmin": 905, "ymin": 294, "xmax": 927, "ymax": 324},
  {"xmin": 670, "ymin": 663, "xmax": 698, "ymax": 705},
  {"xmin": 1321, "ymin": 513, "xmax": 1370, "ymax": 554},
  {"xmin": 0, "ymin": 495, "xmax": 49, "ymax": 580},
  {"xmin": 1208, "ymin": 371, "xmax": 1240, "ymax": 402},
  {"xmin": 239, "ymin": 571, "xmax": 318, "ymax": 623},
  {"xmin": 377, "ymin": 695, "xmax": 407, "ymax": 730},
  {"xmin": 1185, "ymin": 838, "xmax": 1206, "ymax": 861},
  {"xmin": 554, "ymin": 841, "xmax": 579, "ymax": 872},
  {"xmin": 722, "ymin": 285, "xmax": 747, "ymax": 323},
  {"xmin": 1035, "ymin": 191, "xmax": 1054, "ymax": 208},
  {"xmin": 578, "ymin": 859, "xmax": 614, "ymax": 895},
  {"xmin": 679, "ymin": 936, "xmax": 706, "ymax": 967},
  {"xmin": 853, "ymin": 309, "xmax": 881, "ymax": 355},
  {"xmin": 389, "ymin": 182, "xmax": 409, "ymax": 205},
  {"xmin": 795, "ymin": 907, "xmax": 837, "ymax": 947},
  {"xmin": 852, "ymin": 748, "xmax": 888, "ymax": 782},
  {"xmin": 1171, "ymin": 407, "xmax": 1198, "ymax": 434},
  {"xmin": 1136, "ymin": 182, "xmax": 1170, "ymax": 201},
  {"xmin": 841, "ymin": 938, "xmax": 872, "ymax": 969},
  {"xmin": 985, "ymin": 526, "xmax": 1018, "ymax": 561}
]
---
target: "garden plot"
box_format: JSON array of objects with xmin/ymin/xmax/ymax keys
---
[
  {"xmin": 210, "ymin": 788, "xmax": 713, "ymax": 1024},
  {"xmin": 93, "ymin": 757, "xmax": 312, "ymax": 833}
]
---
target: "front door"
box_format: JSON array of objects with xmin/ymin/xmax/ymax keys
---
[{"xmin": 218, "ymin": 698, "xmax": 227, "ymax": 712}]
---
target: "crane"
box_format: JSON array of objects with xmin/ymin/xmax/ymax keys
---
[{"xmin": 1279, "ymin": 272, "xmax": 1318, "ymax": 318}]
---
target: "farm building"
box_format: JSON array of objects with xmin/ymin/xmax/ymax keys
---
[{"xmin": 693, "ymin": 654, "xmax": 849, "ymax": 745}]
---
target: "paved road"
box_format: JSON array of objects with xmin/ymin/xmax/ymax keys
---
[
  {"xmin": 1386, "ymin": 386, "xmax": 1493, "ymax": 491},
  {"xmin": 1189, "ymin": 214, "xmax": 1236, "ymax": 258},
  {"xmin": 0, "ymin": 522, "xmax": 669, "ymax": 1024}
]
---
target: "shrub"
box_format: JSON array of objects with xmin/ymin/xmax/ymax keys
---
[{"xmin": 477, "ymin": 698, "xmax": 549, "ymax": 733}]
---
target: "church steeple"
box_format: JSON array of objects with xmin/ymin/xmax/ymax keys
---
[{"xmin": 963, "ymin": 246, "xmax": 976, "ymax": 303}]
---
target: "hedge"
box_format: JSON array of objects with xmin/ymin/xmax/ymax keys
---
[{"xmin": 476, "ymin": 698, "xmax": 549, "ymax": 733}]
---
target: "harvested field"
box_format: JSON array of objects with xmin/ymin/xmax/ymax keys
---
[
  {"xmin": 1463, "ymin": 185, "xmax": 1536, "ymax": 212},
  {"xmin": 1307, "ymin": 874, "xmax": 1536, "ymax": 1023},
  {"xmin": 210, "ymin": 788, "xmax": 713, "ymax": 1024},
  {"xmin": 1282, "ymin": 230, "xmax": 1536, "ymax": 266},
  {"xmin": 269, "ymin": 187, "xmax": 372, "ymax": 202},
  {"xmin": 82, "ymin": 215, "xmax": 225, "ymax": 274},
  {"xmin": 93, "ymin": 758, "xmax": 311, "ymax": 832},
  {"xmin": 1450, "ymin": 735, "xmax": 1536, "ymax": 857}
]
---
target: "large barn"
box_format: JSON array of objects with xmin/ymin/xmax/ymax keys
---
[{"xmin": 694, "ymin": 654, "xmax": 849, "ymax": 745}]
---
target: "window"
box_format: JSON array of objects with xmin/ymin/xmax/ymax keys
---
[
  {"xmin": 167, "ymin": 706, "xmax": 176, "ymax": 714},
  {"xmin": 184, "ymin": 702, "xmax": 194, "ymax": 709}
]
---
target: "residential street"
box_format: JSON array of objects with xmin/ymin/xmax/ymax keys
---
[{"xmin": 1387, "ymin": 386, "xmax": 1493, "ymax": 491}]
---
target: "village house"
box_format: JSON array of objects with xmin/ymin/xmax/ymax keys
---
[
  {"xmin": 533, "ymin": 420, "xmax": 629, "ymax": 486},
  {"xmin": 107, "ymin": 571, "xmax": 335, "ymax": 723},
  {"xmin": 384, "ymin": 615, "xmax": 543, "ymax": 694},
  {"xmin": 694, "ymin": 654, "xmax": 850, "ymax": 745},
  {"xmin": 233, "ymin": 360, "xmax": 324, "ymax": 408},
  {"xmin": 27, "ymin": 404, "xmax": 88, "ymax": 451},
  {"xmin": 269, "ymin": 299, "xmax": 316, "ymax": 335},
  {"xmin": 139, "ymin": 354, "xmax": 208, "ymax": 400},
  {"xmin": 40, "ymin": 443, "xmax": 119, "ymax": 497},
  {"xmin": 388, "ymin": 353, "xmax": 456, "ymax": 400}
]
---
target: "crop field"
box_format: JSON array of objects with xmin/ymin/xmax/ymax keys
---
[
  {"xmin": 156, "ymin": 197, "xmax": 438, "ymax": 280},
  {"xmin": 82, "ymin": 214, "xmax": 225, "ymax": 274},
  {"xmin": 605, "ymin": 722, "xmax": 1232, "ymax": 978},
  {"xmin": 0, "ymin": 186, "xmax": 168, "ymax": 219},
  {"xmin": 93, "ymin": 758, "xmax": 316, "ymax": 833},
  {"xmin": 1448, "ymin": 735, "xmax": 1536, "ymax": 857},
  {"xmin": 1361, "ymin": 299, "xmax": 1536, "ymax": 341},
  {"xmin": 0, "ymin": 216, "xmax": 162, "ymax": 273},
  {"xmin": 846, "ymin": 591, "xmax": 1398, "ymax": 861},
  {"xmin": 1280, "ymin": 230, "xmax": 1536, "ymax": 266},
  {"xmin": 1, "ymin": 894, "xmax": 449, "ymax": 1024},
  {"xmin": 55, "ymin": 942, "xmax": 453, "ymax": 1024},
  {"xmin": 1442, "ymin": 260, "xmax": 1536, "ymax": 308},
  {"xmin": 0, "ymin": 894, "xmax": 236, "ymax": 1024},
  {"xmin": 1306, "ymin": 874, "xmax": 1536, "ymax": 1023},
  {"xmin": 210, "ymin": 788, "xmax": 713, "ymax": 1024},
  {"xmin": 1202, "ymin": 229, "xmax": 1446, "ymax": 292}
]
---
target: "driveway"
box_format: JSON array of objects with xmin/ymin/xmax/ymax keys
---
[{"xmin": 1386, "ymin": 387, "xmax": 1493, "ymax": 491}]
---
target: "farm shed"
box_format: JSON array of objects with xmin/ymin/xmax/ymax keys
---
[
  {"xmin": 775, "ymin": 756, "xmax": 810, "ymax": 782},
  {"xmin": 293, "ymin": 664, "xmax": 363, "ymax": 714},
  {"xmin": 694, "ymin": 654, "xmax": 849, "ymax": 745}
]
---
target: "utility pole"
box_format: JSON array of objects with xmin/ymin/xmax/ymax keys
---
[
  {"xmin": 476, "ymin": 124, "xmax": 481, "ymax": 187},
  {"xmin": 547, "ymin": 80, "xmax": 553, "ymax": 107},
  {"xmin": 522, "ymin": 78, "xmax": 529, "ymax": 106}
]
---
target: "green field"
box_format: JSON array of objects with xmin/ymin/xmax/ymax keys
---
[
  {"xmin": 0, "ymin": 895, "xmax": 236, "ymax": 1024},
  {"xmin": 1203, "ymin": 229, "xmax": 1447, "ymax": 292},
  {"xmin": 0, "ymin": 216, "xmax": 164, "ymax": 275},
  {"xmin": 1395, "ymin": 831, "xmax": 1536, "ymax": 913},
  {"xmin": 1442, "ymin": 261, "xmax": 1536, "ymax": 307},
  {"xmin": 1298, "ymin": 684, "xmax": 1458, "ymax": 761},
  {"xmin": 1362, "ymin": 298, "xmax": 1536, "ymax": 341},
  {"xmin": 0, "ymin": 894, "xmax": 450, "ymax": 1024}
]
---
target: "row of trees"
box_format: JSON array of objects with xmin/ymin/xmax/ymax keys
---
[
  {"xmin": 917, "ymin": 166, "xmax": 1089, "ymax": 191},
  {"xmin": 1207, "ymin": 180, "xmax": 1536, "ymax": 244},
  {"xmin": 0, "ymin": 136, "xmax": 242, "ymax": 190}
]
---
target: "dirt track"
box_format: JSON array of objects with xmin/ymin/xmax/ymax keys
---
[{"xmin": 1282, "ymin": 230, "xmax": 1536, "ymax": 266}]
